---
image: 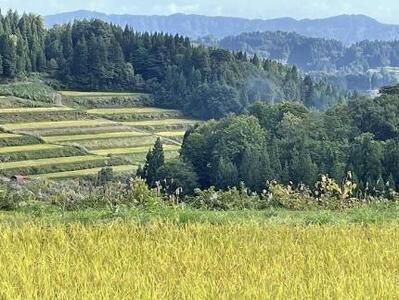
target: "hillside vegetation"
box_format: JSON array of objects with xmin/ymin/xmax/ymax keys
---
[
  {"xmin": 0, "ymin": 11, "xmax": 346, "ymax": 118},
  {"xmin": 215, "ymin": 31, "xmax": 399, "ymax": 90},
  {"xmin": 0, "ymin": 87, "xmax": 198, "ymax": 180}
]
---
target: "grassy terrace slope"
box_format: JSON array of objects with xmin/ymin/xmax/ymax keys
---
[{"xmin": 0, "ymin": 90, "xmax": 199, "ymax": 179}]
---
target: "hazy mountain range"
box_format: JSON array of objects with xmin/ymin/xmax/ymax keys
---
[{"xmin": 44, "ymin": 10, "xmax": 399, "ymax": 44}]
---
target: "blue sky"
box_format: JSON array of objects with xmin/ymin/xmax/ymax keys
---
[{"xmin": 1, "ymin": 0, "xmax": 398, "ymax": 24}]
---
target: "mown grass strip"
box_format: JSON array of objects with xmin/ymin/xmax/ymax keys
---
[
  {"xmin": 1, "ymin": 120, "xmax": 114, "ymax": 130},
  {"xmin": 0, "ymin": 155, "xmax": 105, "ymax": 170},
  {"xmin": 156, "ymin": 131, "xmax": 186, "ymax": 137},
  {"xmin": 0, "ymin": 133, "xmax": 21, "ymax": 139},
  {"xmin": 0, "ymin": 107, "xmax": 74, "ymax": 114},
  {"xmin": 43, "ymin": 131, "xmax": 150, "ymax": 143},
  {"xmin": 87, "ymin": 107, "xmax": 181, "ymax": 115},
  {"xmin": 30, "ymin": 165, "xmax": 137, "ymax": 179},
  {"xmin": 0, "ymin": 144, "xmax": 62, "ymax": 154},
  {"xmin": 91, "ymin": 144, "xmax": 180, "ymax": 156},
  {"xmin": 123, "ymin": 119, "xmax": 197, "ymax": 126},
  {"xmin": 59, "ymin": 91, "xmax": 146, "ymax": 97}
]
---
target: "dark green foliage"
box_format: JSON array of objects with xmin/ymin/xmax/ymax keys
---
[
  {"xmin": 1, "ymin": 156, "xmax": 126, "ymax": 177},
  {"xmin": 0, "ymin": 135, "xmax": 41, "ymax": 147},
  {"xmin": 97, "ymin": 167, "xmax": 114, "ymax": 186},
  {"xmin": 0, "ymin": 146, "xmax": 87, "ymax": 163},
  {"xmin": 217, "ymin": 31, "xmax": 399, "ymax": 90},
  {"xmin": 181, "ymin": 114, "xmax": 269, "ymax": 191},
  {"xmin": 137, "ymin": 138, "xmax": 165, "ymax": 186},
  {"xmin": 0, "ymin": 82, "xmax": 56, "ymax": 103},
  {"xmin": 0, "ymin": 12, "xmax": 346, "ymax": 118},
  {"xmin": 157, "ymin": 160, "xmax": 199, "ymax": 195},
  {"xmin": 180, "ymin": 85, "xmax": 399, "ymax": 192}
]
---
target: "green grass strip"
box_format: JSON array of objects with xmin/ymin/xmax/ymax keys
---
[
  {"xmin": 156, "ymin": 131, "xmax": 186, "ymax": 137},
  {"xmin": 43, "ymin": 131, "xmax": 150, "ymax": 143},
  {"xmin": 59, "ymin": 91, "xmax": 146, "ymax": 97},
  {"xmin": 123, "ymin": 119, "xmax": 197, "ymax": 126},
  {"xmin": 0, "ymin": 133, "xmax": 21, "ymax": 139},
  {"xmin": 1, "ymin": 120, "xmax": 115, "ymax": 130},
  {"xmin": 0, "ymin": 144, "xmax": 62, "ymax": 154},
  {"xmin": 29, "ymin": 165, "xmax": 137, "ymax": 179},
  {"xmin": 0, "ymin": 107, "xmax": 74, "ymax": 113},
  {"xmin": 87, "ymin": 107, "xmax": 180, "ymax": 115},
  {"xmin": 91, "ymin": 144, "xmax": 180, "ymax": 156},
  {"xmin": 0, "ymin": 155, "xmax": 105, "ymax": 170}
]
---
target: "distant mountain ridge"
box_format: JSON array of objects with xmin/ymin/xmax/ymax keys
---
[{"xmin": 44, "ymin": 10, "xmax": 399, "ymax": 44}]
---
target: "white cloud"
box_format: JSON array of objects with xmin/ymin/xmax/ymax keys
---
[{"xmin": 166, "ymin": 2, "xmax": 200, "ymax": 14}]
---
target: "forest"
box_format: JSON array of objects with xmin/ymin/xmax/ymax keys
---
[
  {"xmin": 0, "ymin": 11, "xmax": 346, "ymax": 118},
  {"xmin": 0, "ymin": 10, "xmax": 398, "ymax": 195},
  {"xmin": 137, "ymin": 85, "xmax": 399, "ymax": 197},
  {"xmin": 215, "ymin": 31, "xmax": 399, "ymax": 90}
]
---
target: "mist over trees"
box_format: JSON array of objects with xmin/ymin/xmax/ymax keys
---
[{"xmin": 215, "ymin": 31, "xmax": 399, "ymax": 90}]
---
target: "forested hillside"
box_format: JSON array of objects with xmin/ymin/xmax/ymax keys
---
[
  {"xmin": 172, "ymin": 86, "xmax": 399, "ymax": 193},
  {"xmin": 0, "ymin": 11, "xmax": 346, "ymax": 118},
  {"xmin": 216, "ymin": 31, "xmax": 399, "ymax": 90},
  {"xmin": 45, "ymin": 11, "xmax": 399, "ymax": 44}
]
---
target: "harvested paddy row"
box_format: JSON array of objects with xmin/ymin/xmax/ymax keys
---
[
  {"xmin": 156, "ymin": 131, "xmax": 186, "ymax": 137},
  {"xmin": 0, "ymin": 133, "xmax": 21, "ymax": 139},
  {"xmin": 87, "ymin": 107, "xmax": 181, "ymax": 115},
  {"xmin": 124, "ymin": 119, "xmax": 197, "ymax": 126},
  {"xmin": 43, "ymin": 131, "xmax": 150, "ymax": 143},
  {"xmin": 1, "ymin": 119, "xmax": 115, "ymax": 130},
  {"xmin": 0, "ymin": 144, "xmax": 62, "ymax": 154},
  {"xmin": 59, "ymin": 91, "xmax": 146, "ymax": 97},
  {"xmin": 0, "ymin": 155, "xmax": 106, "ymax": 170},
  {"xmin": 29, "ymin": 165, "xmax": 137, "ymax": 180},
  {"xmin": 91, "ymin": 144, "xmax": 181, "ymax": 156},
  {"xmin": 0, "ymin": 107, "xmax": 74, "ymax": 113},
  {"xmin": 75, "ymin": 136, "xmax": 160, "ymax": 150}
]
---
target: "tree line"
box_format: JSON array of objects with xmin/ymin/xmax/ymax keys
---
[
  {"xmin": 140, "ymin": 86, "xmax": 399, "ymax": 195},
  {"xmin": 0, "ymin": 11, "xmax": 347, "ymax": 118}
]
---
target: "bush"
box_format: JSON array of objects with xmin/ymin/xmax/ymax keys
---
[{"xmin": 190, "ymin": 184, "xmax": 261, "ymax": 210}]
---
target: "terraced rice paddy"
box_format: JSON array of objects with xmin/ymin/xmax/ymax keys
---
[
  {"xmin": 87, "ymin": 107, "xmax": 180, "ymax": 115},
  {"xmin": 0, "ymin": 133, "xmax": 21, "ymax": 139},
  {"xmin": 0, "ymin": 155, "xmax": 105, "ymax": 170},
  {"xmin": 0, "ymin": 144, "xmax": 61, "ymax": 154},
  {"xmin": 91, "ymin": 144, "xmax": 181, "ymax": 156},
  {"xmin": 59, "ymin": 91, "xmax": 143, "ymax": 97},
  {"xmin": 29, "ymin": 165, "xmax": 137, "ymax": 180},
  {"xmin": 0, "ymin": 91, "xmax": 199, "ymax": 179},
  {"xmin": 0, "ymin": 107, "xmax": 73, "ymax": 113},
  {"xmin": 43, "ymin": 131, "xmax": 149, "ymax": 143},
  {"xmin": 157, "ymin": 131, "xmax": 186, "ymax": 137},
  {"xmin": 125, "ymin": 119, "xmax": 196, "ymax": 127},
  {"xmin": 1, "ymin": 120, "xmax": 114, "ymax": 131}
]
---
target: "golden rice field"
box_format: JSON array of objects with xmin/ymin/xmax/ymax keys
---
[{"xmin": 0, "ymin": 223, "xmax": 397, "ymax": 299}]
